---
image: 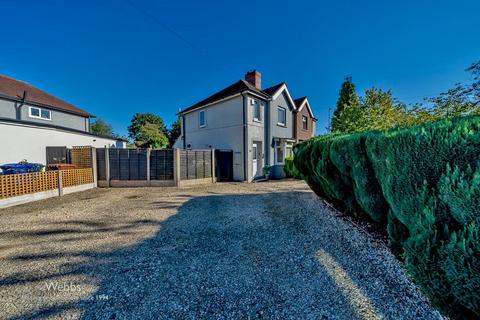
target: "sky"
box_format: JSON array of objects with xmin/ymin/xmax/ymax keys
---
[{"xmin": 1, "ymin": 0, "xmax": 479, "ymax": 136}]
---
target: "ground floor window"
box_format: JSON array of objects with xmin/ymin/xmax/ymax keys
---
[
  {"xmin": 275, "ymin": 140, "xmax": 294, "ymax": 164},
  {"xmin": 275, "ymin": 144, "xmax": 284, "ymax": 164},
  {"xmin": 286, "ymin": 146, "xmax": 293, "ymax": 158}
]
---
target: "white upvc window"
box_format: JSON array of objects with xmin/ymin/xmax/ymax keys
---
[
  {"xmin": 199, "ymin": 110, "xmax": 206, "ymax": 128},
  {"xmin": 275, "ymin": 141, "xmax": 285, "ymax": 164},
  {"xmin": 286, "ymin": 146, "xmax": 293, "ymax": 159},
  {"xmin": 277, "ymin": 107, "xmax": 286, "ymax": 126},
  {"xmin": 29, "ymin": 106, "xmax": 51, "ymax": 120},
  {"xmin": 302, "ymin": 115, "xmax": 308, "ymax": 130},
  {"xmin": 253, "ymin": 100, "xmax": 261, "ymax": 122}
]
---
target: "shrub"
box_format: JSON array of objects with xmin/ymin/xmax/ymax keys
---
[
  {"xmin": 284, "ymin": 157, "xmax": 302, "ymax": 179},
  {"xmin": 329, "ymin": 133, "xmax": 389, "ymax": 223},
  {"xmin": 294, "ymin": 116, "xmax": 480, "ymax": 318}
]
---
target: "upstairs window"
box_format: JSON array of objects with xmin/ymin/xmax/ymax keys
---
[
  {"xmin": 302, "ymin": 115, "xmax": 308, "ymax": 130},
  {"xmin": 29, "ymin": 107, "xmax": 51, "ymax": 120},
  {"xmin": 199, "ymin": 110, "xmax": 206, "ymax": 128},
  {"xmin": 253, "ymin": 100, "xmax": 261, "ymax": 122},
  {"xmin": 277, "ymin": 107, "xmax": 286, "ymax": 126}
]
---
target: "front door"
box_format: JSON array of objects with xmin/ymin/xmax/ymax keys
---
[{"xmin": 252, "ymin": 143, "xmax": 258, "ymax": 177}]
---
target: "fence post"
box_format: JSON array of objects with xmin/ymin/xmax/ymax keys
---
[
  {"xmin": 174, "ymin": 148, "xmax": 181, "ymax": 187},
  {"xmin": 58, "ymin": 170, "xmax": 64, "ymax": 196},
  {"xmin": 91, "ymin": 147, "xmax": 98, "ymax": 187},
  {"xmin": 105, "ymin": 147, "xmax": 110, "ymax": 187},
  {"xmin": 211, "ymin": 149, "xmax": 216, "ymax": 183},
  {"xmin": 146, "ymin": 148, "xmax": 151, "ymax": 186}
]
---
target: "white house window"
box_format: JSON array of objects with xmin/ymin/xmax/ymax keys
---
[
  {"xmin": 275, "ymin": 141, "xmax": 285, "ymax": 164},
  {"xmin": 302, "ymin": 115, "xmax": 308, "ymax": 130},
  {"xmin": 286, "ymin": 146, "xmax": 293, "ymax": 158},
  {"xmin": 199, "ymin": 110, "xmax": 206, "ymax": 128},
  {"xmin": 277, "ymin": 107, "xmax": 286, "ymax": 126},
  {"xmin": 29, "ymin": 107, "xmax": 51, "ymax": 120},
  {"xmin": 253, "ymin": 101, "xmax": 261, "ymax": 122}
]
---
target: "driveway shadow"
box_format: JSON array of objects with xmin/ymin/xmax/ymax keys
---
[{"xmin": 1, "ymin": 191, "xmax": 440, "ymax": 319}]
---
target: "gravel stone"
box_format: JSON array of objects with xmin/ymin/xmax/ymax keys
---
[{"xmin": 0, "ymin": 180, "xmax": 443, "ymax": 319}]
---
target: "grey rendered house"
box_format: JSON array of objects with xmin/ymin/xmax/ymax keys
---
[
  {"xmin": 176, "ymin": 70, "xmax": 316, "ymax": 182},
  {"xmin": 0, "ymin": 74, "xmax": 125, "ymax": 165}
]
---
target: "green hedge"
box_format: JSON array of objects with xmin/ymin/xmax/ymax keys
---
[
  {"xmin": 294, "ymin": 116, "xmax": 480, "ymax": 318},
  {"xmin": 284, "ymin": 157, "xmax": 303, "ymax": 179}
]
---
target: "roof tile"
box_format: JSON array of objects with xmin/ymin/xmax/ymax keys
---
[{"xmin": 0, "ymin": 75, "xmax": 92, "ymax": 117}]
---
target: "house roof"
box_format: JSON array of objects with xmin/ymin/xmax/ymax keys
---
[
  {"xmin": 294, "ymin": 97, "xmax": 307, "ymax": 108},
  {"xmin": 263, "ymin": 82, "xmax": 285, "ymax": 96},
  {"xmin": 178, "ymin": 79, "xmax": 271, "ymax": 115},
  {"xmin": 294, "ymin": 96, "xmax": 316, "ymax": 120},
  {"xmin": 0, "ymin": 75, "xmax": 93, "ymax": 117},
  {"xmin": 267, "ymin": 82, "xmax": 296, "ymax": 110}
]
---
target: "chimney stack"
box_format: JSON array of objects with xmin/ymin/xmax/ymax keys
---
[{"xmin": 245, "ymin": 70, "xmax": 262, "ymax": 90}]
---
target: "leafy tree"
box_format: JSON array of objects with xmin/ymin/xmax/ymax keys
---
[
  {"xmin": 128, "ymin": 113, "xmax": 167, "ymax": 141},
  {"xmin": 331, "ymin": 76, "xmax": 361, "ymax": 132},
  {"xmin": 424, "ymin": 60, "xmax": 480, "ymax": 119},
  {"xmin": 90, "ymin": 118, "xmax": 115, "ymax": 137},
  {"xmin": 135, "ymin": 123, "xmax": 169, "ymax": 148},
  {"xmin": 168, "ymin": 117, "xmax": 182, "ymax": 148},
  {"xmin": 128, "ymin": 113, "xmax": 168, "ymax": 147},
  {"xmin": 361, "ymin": 87, "xmax": 414, "ymax": 131}
]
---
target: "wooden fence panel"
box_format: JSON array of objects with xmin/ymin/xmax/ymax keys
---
[
  {"xmin": 71, "ymin": 146, "xmax": 93, "ymax": 168},
  {"xmin": 96, "ymin": 148, "xmax": 211, "ymax": 184},
  {"xmin": 150, "ymin": 150, "xmax": 174, "ymax": 180},
  {"xmin": 96, "ymin": 148, "xmax": 106, "ymax": 181},
  {"xmin": 0, "ymin": 171, "xmax": 60, "ymax": 198},
  {"xmin": 107, "ymin": 149, "xmax": 148, "ymax": 181},
  {"xmin": 179, "ymin": 150, "xmax": 212, "ymax": 180},
  {"xmin": 62, "ymin": 168, "xmax": 94, "ymax": 188},
  {"xmin": 0, "ymin": 169, "xmax": 94, "ymax": 199}
]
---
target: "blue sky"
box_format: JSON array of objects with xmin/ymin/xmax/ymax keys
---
[{"xmin": 1, "ymin": 0, "xmax": 479, "ymax": 136}]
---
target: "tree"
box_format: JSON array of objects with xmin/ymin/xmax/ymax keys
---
[
  {"xmin": 128, "ymin": 113, "xmax": 168, "ymax": 147},
  {"xmin": 425, "ymin": 60, "xmax": 480, "ymax": 119},
  {"xmin": 168, "ymin": 117, "xmax": 181, "ymax": 148},
  {"xmin": 128, "ymin": 113, "xmax": 167, "ymax": 141},
  {"xmin": 360, "ymin": 87, "xmax": 414, "ymax": 131},
  {"xmin": 331, "ymin": 76, "xmax": 362, "ymax": 132},
  {"xmin": 90, "ymin": 118, "xmax": 115, "ymax": 137},
  {"xmin": 135, "ymin": 123, "xmax": 169, "ymax": 148}
]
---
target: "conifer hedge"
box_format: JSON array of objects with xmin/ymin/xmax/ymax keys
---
[
  {"xmin": 284, "ymin": 157, "xmax": 303, "ymax": 179},
  {"xmin": 294, "ymin": 116, "xmax": 480, "ymax": 318}
]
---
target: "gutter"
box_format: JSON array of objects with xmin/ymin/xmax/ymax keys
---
[
  {"xmin": 0, "ymin": 92, "xmax": 94, "ymax": 118},
  {"xmin": 177, "ymin": 89, "xmax": 271, "ymax": 116},
  {"xmin": 177, "ymin": 93, "xmax": 242, "ymax": 116},
  {"xmin": 0, "ymin": 117, "xmax": 126, "ymax": 141}
]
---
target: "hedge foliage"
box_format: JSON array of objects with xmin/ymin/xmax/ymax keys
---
[
  {"xmin": 294, "ymin": 116, "xmax": 480, "ymax": 319},
  {"xmin": 284, "ymin": 157, "xmax": 303, "ymax": 179}
]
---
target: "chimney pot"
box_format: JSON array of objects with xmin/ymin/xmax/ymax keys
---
[{"xmin": 245, "ymin": 70, "xmax": 262, "ymax": 90}]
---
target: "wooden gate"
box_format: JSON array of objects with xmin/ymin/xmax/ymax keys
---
[{"xmin": 215, "ymin": 149, "xmax": 233, "ymax": 182}]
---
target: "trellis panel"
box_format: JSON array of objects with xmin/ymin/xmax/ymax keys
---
[{"xmin": 0, "ymin": 168, "xmax": 93, "ymax": 199}]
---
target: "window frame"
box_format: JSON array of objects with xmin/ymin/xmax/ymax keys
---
[
  {"xmin": 253, "ymin": 101, "xmax": 261, "ymax": 122},
  {"xmin": 29, "ymin": 106, "xmax": 52, "ymax": 121},
  {"xmin": 302, "ymin": 115, "xmax": 308, "ymax": 130},
  {"xmin": 286, "ymin": 146, "xmax": 293, "ymax": 159},
  {"xmin": 199, "ymin": 110, "xmax": 206, "ymax": 128},
  {"xmin": 275, "ymin": 141, "xmax": 285, "ymax": 164},
  {"xmin": 277, "ymin": 106, "xmax": 286, "ymax": 126}
]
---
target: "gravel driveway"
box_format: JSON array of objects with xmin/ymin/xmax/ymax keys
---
[{"xmin": 0, "ymin": 180, "xmax": 441, "ymax": 319}]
